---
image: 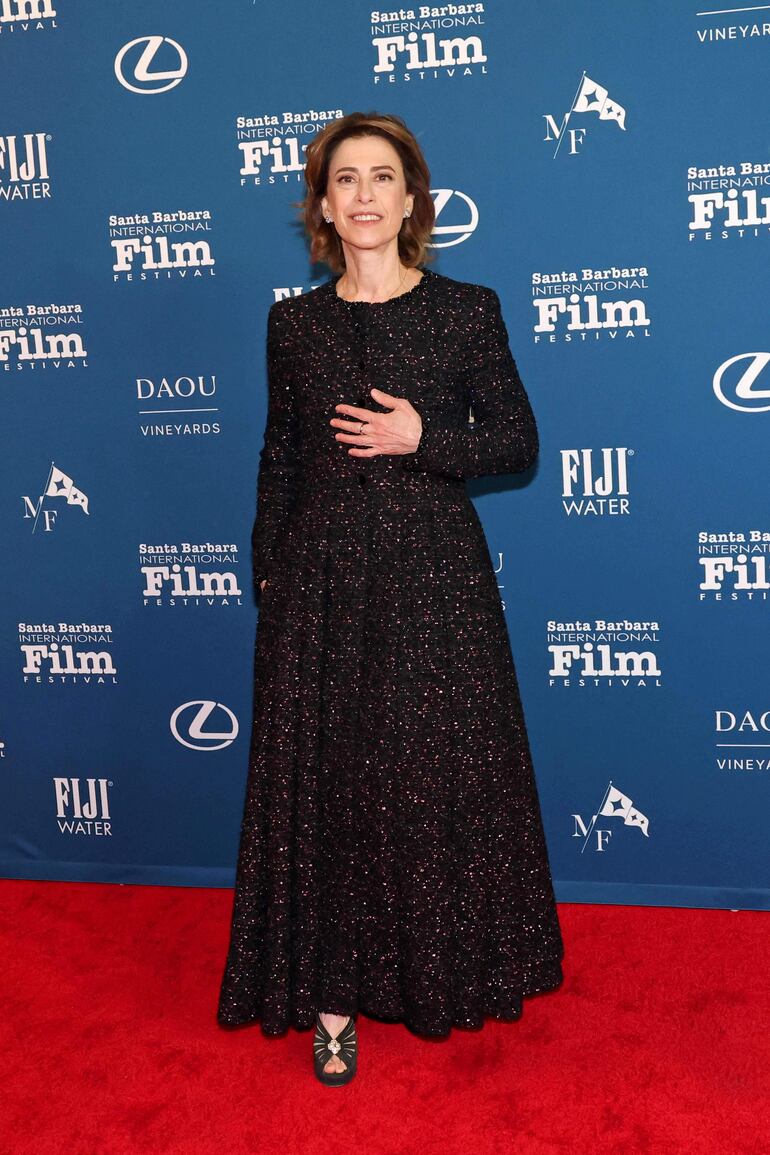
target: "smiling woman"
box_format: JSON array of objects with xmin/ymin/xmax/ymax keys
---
[{"xmin": 217, "ymin": 111, "xmax": 565, "ymax": 1089}]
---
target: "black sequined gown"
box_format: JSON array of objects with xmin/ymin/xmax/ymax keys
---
[{"xmin": 217, "ymin": 267, "xmax": 564, "ymax": 1038}]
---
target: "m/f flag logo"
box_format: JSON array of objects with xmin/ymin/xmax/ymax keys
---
[
  {"xmin": 546, "ymin": 72, "xmax": 627, "ymax": 158},
  {"xmin": 45, "ymin": 464, "xmax": 89, "ymax": 513},
  {"xmin": 573, "ymin": 75, "xmax": 626, "ymax": 128},
  {"xmin": 23, "ymin": 460, "xmax": 90, "ymax": 534},
  {"xmin": 574, "ymin": 781, "xmax": 650, "ymax": 853}
]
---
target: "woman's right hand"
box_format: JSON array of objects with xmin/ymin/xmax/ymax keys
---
[{"xmin": 260, "ymin": 579, "xmax": 267, "ymax": 592}]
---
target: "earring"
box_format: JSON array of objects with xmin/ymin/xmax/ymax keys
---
[
  {"xmin": 324, "ymin": 215, "xmax": 332, "ymax": 223},
  {"xmin": 403, "ymin": 210, "xmax": 411, "ymax": 218}
]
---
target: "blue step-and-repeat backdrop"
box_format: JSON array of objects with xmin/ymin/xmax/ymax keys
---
[{"xmin": 3, "ymin": 1, "xmax": 769, "ymax": 910}]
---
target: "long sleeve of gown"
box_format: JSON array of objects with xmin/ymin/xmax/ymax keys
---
[
  {"xmin": 400, "ymin": 286, "xmax": 538, "ymax": 481},
  {"xmin": 251, "ymin": 301, "xmax": 300, "ymax": 594}
]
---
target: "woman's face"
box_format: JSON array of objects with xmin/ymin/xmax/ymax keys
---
[{"xmin": 321, "ymin": 135, "xmax": 414, "ymax": 257}]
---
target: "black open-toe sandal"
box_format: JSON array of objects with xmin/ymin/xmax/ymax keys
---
[{"xmin": 313, "ymin": 1013, "xmax": 358, "ymax": 1086}]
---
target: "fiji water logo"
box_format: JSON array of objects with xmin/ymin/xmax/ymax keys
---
[
  {"xmin": 54, "ymin": 777, "xmax": 112, "ymax": 836},
  {"xmin": 560, "ymin": 448, "xmax": 632, "ymax": 516},
  {"xmin": 0, "ymin": 132, "xmax": 51, "ymax": 200}
]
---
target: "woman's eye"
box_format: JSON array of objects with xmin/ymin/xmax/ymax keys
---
[{"xmin": 337, "ymin": 173, "xmax": 393, "ymax": 183}]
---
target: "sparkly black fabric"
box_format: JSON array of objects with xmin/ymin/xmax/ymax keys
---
[{"xmin": 217, "ymin": 267, "xmax": 565, "ymax": 1038}]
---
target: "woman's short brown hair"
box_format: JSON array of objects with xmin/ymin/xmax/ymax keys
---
[{"xmin": 295, "ymin": 112, "xmax": 436, "ymax": 275}]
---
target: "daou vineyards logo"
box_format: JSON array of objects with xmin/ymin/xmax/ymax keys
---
[
  {"xmin": 695, "ymin": 10, "xmax": 770, "ymax": 45},
  {"xmin": 54, "ymin": 777, "xmax": 113, "ymax": 837},
  {"xmin": 531, "ymin": 264, "xmax": 650, "ymax": 344},
  {"xmin": 18, "ymin": 621, "xmax": 117, "ymax": 685},
  {"xmin": 713, "ymin": 352, "xmax": 770, "ymax": 412},
  {"xmin": 23, "ymin": 461, "xmax": 89, "ymax": 533},
  {"xmin": 109, "ymin": 207, "xmax": 215, "ymax": 283},
  {"xmin": 687, "ymin": 158, "xmax": 770, "ymax": 242},
  {"xmin": 547, "ymin": 618, "xmax": 662, "ymax": 688},
  {"xmin": 237, "ymin": 107, "xmax": 343, "ymax": 188},
  {"xmin": 140, "ymin": 541, "xmax": 242, "ymax": 606},
  {"xmin": 114, "ymin": 35, "xmax": 187, "ymax": 94},
  {"xmin": 573, "ymin": 781, "xmax": 650, "ymax": 853},
  {"xmin": 170, "ymin": 701, "xmax": 239, "ymax": 751},
  {"xmin": 370, "ymin": 4, "xmax": 488, "ymax": 85},
  {"xmin": 0, "ymin": 0, "xmax": 57, "ymax": 34},
  {"xmin": 138, "ymin": 371, "xmax": 220, "ymax": 438},
  {"xmin": 0, "ymin": 302, "xmax": 87, "ymax": 371},
  {"xmin": 714, "ymin": 709, "xmax": 770, "ymax": 773},
  {"xmin": 698, "ymin": 529, "xmax": 770, "ymax": 601},
  {"xmin": 560, "ymin": 448, "xmax": 632, "ymax": 517},
  {"xmin": 544, "ymin": 72, "xmax": 626, "ymax": 158},
  {"xmin": 0, "ymin": 131, "xmax": 51, "ymax": 201}
]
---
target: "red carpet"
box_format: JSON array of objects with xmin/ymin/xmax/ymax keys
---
[{"xmin": 2, "ymin": 880, "xmax": 767, "ymax": 1154}]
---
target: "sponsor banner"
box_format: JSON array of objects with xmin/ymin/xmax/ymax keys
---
[
  {"xmin": 532, "ymin": 267, "xmax": 650, "ymax": 345},
  {"xmin": 698, "ymin": 530, "xmax": 770, "ymax": 601},
  {"xmin": 0, "ymin": 303, "xmax": 86, "ymax": 370},
  {"xmin": 547, "ymin": 619, "xmax": 662, "ymax": 688},
  {"xmin": 109, "ymin": 209, "xmax": 216, "ymax": 283},
  {"xmin": 140, "ymin": 541, "xmax": 243, "ymax": 605},
  {"xmin": 18, "ymin": 621, "xmax": 117, "ymax": 685}
]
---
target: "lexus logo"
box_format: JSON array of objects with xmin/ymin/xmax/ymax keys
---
[
  {"xmin": 429, "ymin": 189, "xmax": 479, "ymax": 248},
  {"xmin": 114, "ymin": 35, "xmax": 188, "ymax": 94},
  {"xmin": 170, "ymin": 701, "xmax": 239, "ymax": 751},
  {"xmin": 713, "ymin": 352, "xmax": 770, "ymax": 412}
]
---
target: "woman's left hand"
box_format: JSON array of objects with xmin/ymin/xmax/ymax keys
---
[{"xmin": 330, "ymin": 387, "xmax": 422, "ymax": 458}]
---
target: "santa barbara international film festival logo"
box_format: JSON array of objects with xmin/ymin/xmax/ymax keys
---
[
  {"xmin": 573, "ymin": 781, "xmax": 650, "ymax": 853},
  {"xmin": 544, "ymin": 72, "xmax": 626, "ymax": 158},
  {"xmin": 1, "ymin": 302, "xmax": 87, "ymax": 371},
  {"xmin": 18, "ymin": 621, "xmax": 117, "ymax": 685},
  {"xmin": 109, "ymin": 208, "xmax": 216, "ymax": 283},
  {"xmin": 0, "ymin": 0, "xmax": 57, "ymax": 34},
  {"xmin": 531, "ymin": 264, "xmax": 650, "ymax": 345},
  {"xmin": 687, "ymin": 157, "xmax": 770, "ymax": 242},
  {"xmin": 547, "ymin": 618, "xmax": 662, "ymax": 688},
  {"xmin": 23, "ymin": 461, "xmax": 89, "ymax": 533},
  {"xmin": 697, "ymin": 529, "xmax": 770, "ymax": 602},
  {"xmin": 368, "ymin": 4, "xmax": 488, "ymax": 84},
  {"xmin": 140, "ymin": 541, "xmax": 243, "ymax": 607},
  {"xmin": 0, "ymin": 131, "xmax": 51, "ymax": 201},
  {"xmin": 54, "ymin": 778, "xmax": 113, "ymax": 837},
  {"xmin": 560, "ymin": 448, "xmax": 633, "ymax": 518},
  {"xmin": 237, "ymin": 107, "xmax": 343, "ymax": 187}
]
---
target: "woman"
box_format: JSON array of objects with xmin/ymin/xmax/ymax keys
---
[{"xmin": 217, "ymin": 111, "xmax": 564, "ymax": 1086}]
